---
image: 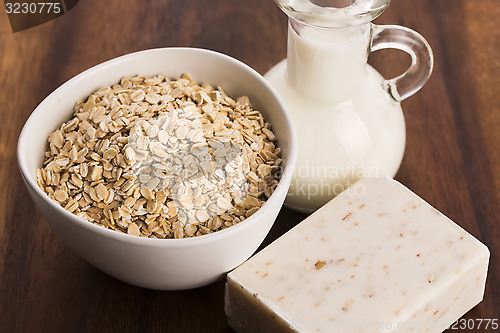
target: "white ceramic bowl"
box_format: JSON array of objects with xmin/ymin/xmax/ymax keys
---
[{"xmin": 17, "ymin": 47, "xmax": 297, "ymax": 290}]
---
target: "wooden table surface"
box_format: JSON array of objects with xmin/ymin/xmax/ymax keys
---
[{"xmin": 1, "ymin": 1, "xmax": 498, "ymax": 332}]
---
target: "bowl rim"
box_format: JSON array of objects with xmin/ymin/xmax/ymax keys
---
[{"xmin": 17, "ymin": 47, "xmax": 297, "ymax": 247}]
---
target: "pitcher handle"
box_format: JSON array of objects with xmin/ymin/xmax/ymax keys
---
[{"xmin": 371, "ymin": 24, "xmax": 434, "ymax": 102}]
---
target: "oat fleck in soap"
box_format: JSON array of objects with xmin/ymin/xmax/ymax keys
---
[{"xmin": 225, "ymin": 177, "xmax": 490, "ymax": 333}]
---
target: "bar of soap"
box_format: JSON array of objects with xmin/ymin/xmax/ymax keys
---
[{"xmin": 225, "ymin": 177, "xmax": 490, "ymax": 333}]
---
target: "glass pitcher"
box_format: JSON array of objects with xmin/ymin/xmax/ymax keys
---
[{"xmin": 265, "ymin": 0, "xmax": 433, "ymax": 212}]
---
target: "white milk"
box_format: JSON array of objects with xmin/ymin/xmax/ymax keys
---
[
  {"xmin": 287, "ymin": 19, "xmax": 370, "ymax": 104},
  {"xmin": 265, "ymin": 21, "xmax": 406, "ymax": 212}
]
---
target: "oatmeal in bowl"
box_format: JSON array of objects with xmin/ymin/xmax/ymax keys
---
[
  {"xmin": 18, "ymin": 48, "xmax": 296, "ymax": 290},
  {"xmin": 36, "ymin": 73, "xmax": 283, "ymax": 239}
]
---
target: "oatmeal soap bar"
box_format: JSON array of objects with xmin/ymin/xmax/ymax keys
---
[{"xmin": 225, "ymin": 177, "xmax": 490, "ymax": 333}]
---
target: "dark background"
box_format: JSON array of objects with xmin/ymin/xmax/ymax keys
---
[{"xmin": 0, "ymin": 0, "xmax": 498, "ymax": 332}]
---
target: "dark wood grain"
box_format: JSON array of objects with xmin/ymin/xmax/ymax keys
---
[{"xmin": 0, "ymin": 1, "xmax": 498, "ymax": 332}]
